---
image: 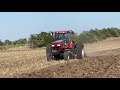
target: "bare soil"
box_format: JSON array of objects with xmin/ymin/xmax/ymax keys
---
[{"xmin": 0, "ymin": 37, "xmax": 120, "ymax": 78}]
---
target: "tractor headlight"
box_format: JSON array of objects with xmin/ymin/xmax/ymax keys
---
[
  {"xmin": 64, "ymin": 42, "xmax": 67, "ymax": 45},
  {"xmin": 52, "ymin": 45, "xmax": 55, "ymax": 47},
  {"xmin": 57, "ymin": 44, "xmax": 61, "ymax": 46}
]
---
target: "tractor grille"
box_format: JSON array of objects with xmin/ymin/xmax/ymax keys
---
[
  {"xmin": 52, "ymin": 46, "xmax": 59, "ymax": 54},
  {"xmin": 52, "ymin": 46, "xmax": 59, "ymax": 50}
]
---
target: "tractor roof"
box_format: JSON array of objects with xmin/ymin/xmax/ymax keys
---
[{"xmin": 53, "ymin": 30, "xmax": 74, "ymax": 34}]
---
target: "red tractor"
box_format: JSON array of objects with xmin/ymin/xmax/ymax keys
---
[{"xmin": 46, "ymin": 30, "xmax": 85, "ymax": 61}]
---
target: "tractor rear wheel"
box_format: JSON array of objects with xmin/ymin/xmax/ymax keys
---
[
  {"xmin": 76, "ymin": 43, "xmax": 85, "ymax": 59},
  {"xmin": 71, "ymin": 43, "xmax": 77, "ymax": 59},
  {"xmin": 46, "ymin": 44, "xmax": 52, "ymax": 61}
]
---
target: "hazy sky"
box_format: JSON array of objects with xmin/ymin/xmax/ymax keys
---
[{"xmin": 0, "ymin": 12, "xmax": 120, "ymax": 41}]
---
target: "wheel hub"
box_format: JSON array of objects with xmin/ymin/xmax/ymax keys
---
[{"xmin": 82, "ymin": 49, "xmax": 85, "ymax": 58}]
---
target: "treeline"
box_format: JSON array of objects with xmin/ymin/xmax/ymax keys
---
[
  {"xmin": 0, "ymin": 32, "xmax": 52, "ymax": 49},
  {"xmin": 79, "ymin": 28, "xmax": 120, "ymax": 43},
  {"xmin": 0, "ymin": 28, "xmax": 120, "ymax": 48},
  {"xmin": 0, "ymin": 38, "xmax": 27, "ymax": 46}
]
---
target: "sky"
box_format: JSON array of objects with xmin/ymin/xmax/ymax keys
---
[{"xmin": 0, "ymin": 12, "xmax": 120, "ymax": 41}]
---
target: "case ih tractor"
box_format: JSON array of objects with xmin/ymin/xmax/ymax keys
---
[{"xmin": 46, "ymin": 30, "xmax": 85, "ymax": 61}]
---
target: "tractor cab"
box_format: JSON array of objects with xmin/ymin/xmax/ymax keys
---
[{"xmin": 50, "ymin": 30, "xmax": 74, "ymax": 48}]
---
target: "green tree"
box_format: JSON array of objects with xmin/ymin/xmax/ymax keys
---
[
  {"xmin": 4, "ymin": 40, "xmax": 12, "ymax": 45},
  {"xmin": 13, "ymin": 38, "xmax": 27, "ymax": 45},
  {"xmin": 29, "ymin": 34, "xmax": 38, "ymax": 48},
  {"xmin": 29, "ymin": 32, "xmax": 52, "ymax": 48},
  {"xmin": 0, "ymin": 40, "xmax": 3, "ymax": 46},
  {"xmin": 117, "ymin": 29, "xmax": 120, "ymax": 35},
  {"xmin": 110, "ymin": 28, "xmax": 119, "ymax": 37},
  {"xmin": 71, "ymin": 33, "xmax": 80, "ymax": 43}
]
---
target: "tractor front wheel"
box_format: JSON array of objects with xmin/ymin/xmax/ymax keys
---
[{"xmin": 64, "ymin": 51, "xmax": 70, "ymax": 61}]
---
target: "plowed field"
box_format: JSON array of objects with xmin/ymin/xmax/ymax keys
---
[{"xmin": 1, "ymin": 37, "xmax": 120, "ymax": 78}]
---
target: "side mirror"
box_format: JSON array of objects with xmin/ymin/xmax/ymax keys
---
[
  {"xmin": 69, "ymin": 30, "xmax": 74, "ymax": 34},
  {"xmin": 71, "ymin": 31, "xmax": 74, "ymax": 34},
  {"xmin": 49, "ymin": 31, "xmax": 53, "ymax": 36},
  {"xmin": 49, "ymin": 31, "xmax": 55, "ymax": 41}
]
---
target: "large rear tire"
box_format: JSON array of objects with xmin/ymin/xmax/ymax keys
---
[
  {"xmin": 46, "ymin": 44, "xmax": 52, "ymax": 61},
  {"xmin": 76, "ymin": 43, "xmax": 85, "ymax": 59},
  {"xmin": 71, "ymin": 43, "xmax": 77, "ymax": 59}
]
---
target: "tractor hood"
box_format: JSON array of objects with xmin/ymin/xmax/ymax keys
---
[{"xmin": 52, "ymin": 40, "xmax": 63, "ymax": 44}]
